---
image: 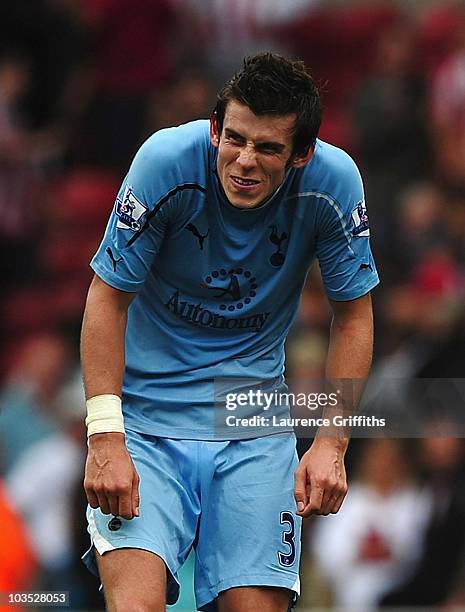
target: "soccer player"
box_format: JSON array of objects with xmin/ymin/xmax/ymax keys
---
[{"xmin": 81, "ymin": 53, "xmax": 378, "ymax": 612}]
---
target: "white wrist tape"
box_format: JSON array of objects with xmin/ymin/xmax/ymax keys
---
[{"xmin": 85, "ymin": 394, "xmax": 125, "ymax": 437}]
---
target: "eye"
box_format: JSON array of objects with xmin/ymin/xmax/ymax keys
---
[
  {"xmin": 225, "ymin": 132, "xmax": 244, "ymax": 145},
  {"xmin": 257, "ymin": 146, "xmax": 280, "ymax": 156}
]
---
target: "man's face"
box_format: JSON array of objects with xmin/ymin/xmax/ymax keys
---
[{"xmin": 210, "ymin": 100, "xmax": 311, "ymax": 209}]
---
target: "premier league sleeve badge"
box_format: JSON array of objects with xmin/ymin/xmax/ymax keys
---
[
  {"xmin": 115, "ymin": 185, "xmax": 148, "ymax": 231},
  {"xmin": 351, "ymin": 200, "xmax": 370, "ymax": 237}
]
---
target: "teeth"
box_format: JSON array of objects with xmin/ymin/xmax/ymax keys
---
[{"xmin": 233, "ymin": 177, "xmax": 258, "ymax": 186}]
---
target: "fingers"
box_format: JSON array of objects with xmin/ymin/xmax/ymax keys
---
[
  {"xmin": 314, "ymin": 482, "xmax": 348, "ymax": 516},
  {"xmin": 110, "ymin": 492, "xmax": 121, "ymax": 517},
  {"xmin": 299, "ymin": 482, "xmax": 324, "ymax": 517},
  {"xmin": 320, "ymin": 487, "xmax": 333, "ymax": 514},
  {"xmin": 84, "ymin": 478, "xmax": 111, "ymax": 515},
  {"xmin": 86, "ymin": 488, "xmax": 100, "ymax": 510},
  {"xmin": 84, "ymin": 447, "xmax": 141, "ymax": 520},
  {"xmin": 295, "ymin": 462, "xmax": 327, "ymax": 517},
  {"xmin": 295, "ymin": 474, "xmax": 348, "ymax": 517},
  {"xmin": 118, "ymin": 493, "xmax": 133, "ymax": 520},
  {"xmin": 321, "ymin": 486, "xmax": 344, "ymax": 515},
  {"xmin": 310, "ymin": 483, "xmax": 326, "ymax": 514},
  {"xmin": 131, "ymin": 471, "xmax": 140, "ymax": 518},
  {"xmin": 294, "ymin": 465, "xmax": 309, "ymax": 514},
  {"xmin": 95, "ymin": 490, "xmax": 112, "ymax": 516},
  {"xmin": 119, "ymin": 469, "xmax": 140, "ymax": 519},
  {"xmin": 85, "ymin": 476, "xmax": 140, "ymax": 520},
  {"xmin": 295, "ymin": 444, "xmax": 349, "ymax": 518},
  {"xmin": 331, "ymin": 491, "xmax": 346, "ymax": 514}
]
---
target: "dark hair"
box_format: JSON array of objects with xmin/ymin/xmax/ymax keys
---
[{"xmin": 214, "ymin": 53, "xmax": 322, "ymax": 157}]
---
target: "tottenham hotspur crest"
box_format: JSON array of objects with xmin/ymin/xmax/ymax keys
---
[{"xmin": 115, "ymin": 185, "xmax": 148, "ymax": 231}]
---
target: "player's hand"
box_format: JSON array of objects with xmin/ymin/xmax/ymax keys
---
[
  {"xmin": 294, "ymin": 437, "xmax": 348, "ymax": 517},
  {"xmin": 84, "ymin": 432, "xmax": 140, "ymax": 520}
]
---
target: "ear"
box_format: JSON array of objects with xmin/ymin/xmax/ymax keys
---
[
  {"xmin": 210, "ymin": 113, "xmax": 220, "ymax": 148},
  {"xmin": 290, "ymin": 145, "xmax": 314, "ymax": 169}
]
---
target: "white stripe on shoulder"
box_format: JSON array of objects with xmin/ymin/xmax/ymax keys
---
[{"xmin": 89, "ymin": 510, "xmax": 115, "ymax": 555}]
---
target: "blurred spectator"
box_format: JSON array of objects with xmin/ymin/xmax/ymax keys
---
[
  {"xmin": 76, "ymin": 0, "xmax": 180, "ymax": 170},
  {"xmin": 0, "ymin": 49, "xmax": 43, "ymax": 290},
  {"xmin": 441, "ymin": 184, "xmax": 465, "ymax": 266},
  {"xmin": 351, "ymin": 18, "xmax": 430, "ymax": 256},
  {"xmin": 0, "ymin": 482, "xmax": 36, "ymax": 602},
  {"xmin": 379, "ymin": 241, "xmax": 463, "ymax": 353},
  {"xmin": 5, "ymin": 371, "xmax": 85, "ymax": 601},
  {"xmin": 418, "ymin": 1, "xmax": 465, "ymax": 75},
  {"xmin": 310, "ymin": 439, "xmax": 431, "ymax": 610},
  {"xmin": 0, "ymin": 332, "xmax": 72, "ymax": 474},
  {"xmin": 174, "ymin": 0, "xmax": 318, "ymax": 85},
  {"xmin": 0, "ymin": 36, "xmax": 86, "ymax": 292},
  {"xmin": 0, "ymin": 0, "xmax": 88, "ymax": 130},
  {"xmin": 389, "ymin": 182, "xmax": 444, "ymax": 282},
  {"xmin": 430, "ymin": 8, "xmax": 465, "ymax": 183},
  {"xmin": 416, "ymin": 310, "xmax": 465, "ymax": 381},
  {"xmin": 5, "ymin": 430, "xmax": 83, "ymax": 593},
  {"xmin": 0, "ymin": 49, "xmax": 31, "ymax": 154},
  {"xmin": 0, "ymin": 167, "xmax": 118, "ymax": 365},
  {"xmin": 380, "ymin": 430, "xmax": 465, "ymax": 607},
  {"xmin": 373, "ymin": 178, "xmax": 464, "ymax": 359},
  {"xmin": 147, "ymin": 69, "xmax": 216, "ymax": 133},
  {"xmin": 38, "ymin": 167, "xmax": 119, "ymax": 303},
  {"xmin": 276, "ymin": 2, "xmax": 403, "ymax": 150}
]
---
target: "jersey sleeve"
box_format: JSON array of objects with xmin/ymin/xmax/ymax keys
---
[
  {"xmin": 90, "ymin": 131, "xmax": 182, "ymax": 292},
  {"xmin": 315, "ymin": 154, "xmax": 379, "ymax": 301}
]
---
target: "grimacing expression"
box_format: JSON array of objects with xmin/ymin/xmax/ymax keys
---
[{"xmin": 210, "ymin": 100, "xmax": 313, "ymax": 209}]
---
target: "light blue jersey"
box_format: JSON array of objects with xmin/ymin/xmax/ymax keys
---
[{"xmin": 91, "ymin": 120, "xmax": 379, "ymax": 439}]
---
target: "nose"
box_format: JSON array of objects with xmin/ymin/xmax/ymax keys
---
[{"xmin": 236, "ymin": 144, "xmax": 257, "ymax": 170}]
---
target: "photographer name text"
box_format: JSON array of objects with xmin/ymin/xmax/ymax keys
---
[{"xmin": 225, "ymin": 415, "xmax": 386, "ymax": 428}]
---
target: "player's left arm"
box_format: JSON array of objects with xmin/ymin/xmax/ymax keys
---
[{"xmin": 294, "ymin": 291, "xmax": 374, "ymax": 517}]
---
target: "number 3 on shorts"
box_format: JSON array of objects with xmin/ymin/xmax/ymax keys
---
[{"xmin": 278, "ymin": 511, "xmax": 296, "ymax": 567}]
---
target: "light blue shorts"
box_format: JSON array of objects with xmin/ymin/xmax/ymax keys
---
[{"xmin": 82, "ymin": 430, "xmax": 301, "ymax": 611}]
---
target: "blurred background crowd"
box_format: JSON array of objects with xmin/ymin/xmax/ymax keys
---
[{"xmin": 0, "ymin": 0, "xmax": 464, "ymax": 610}]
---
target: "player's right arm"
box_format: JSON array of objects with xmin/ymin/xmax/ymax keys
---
[
  {"xmin": 81, "ymin": 124, "xmax": 206, "ymax": 519},
  {"xmin": 81, "ymin": 274, "xmax": 140, "ymax": 520}
]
